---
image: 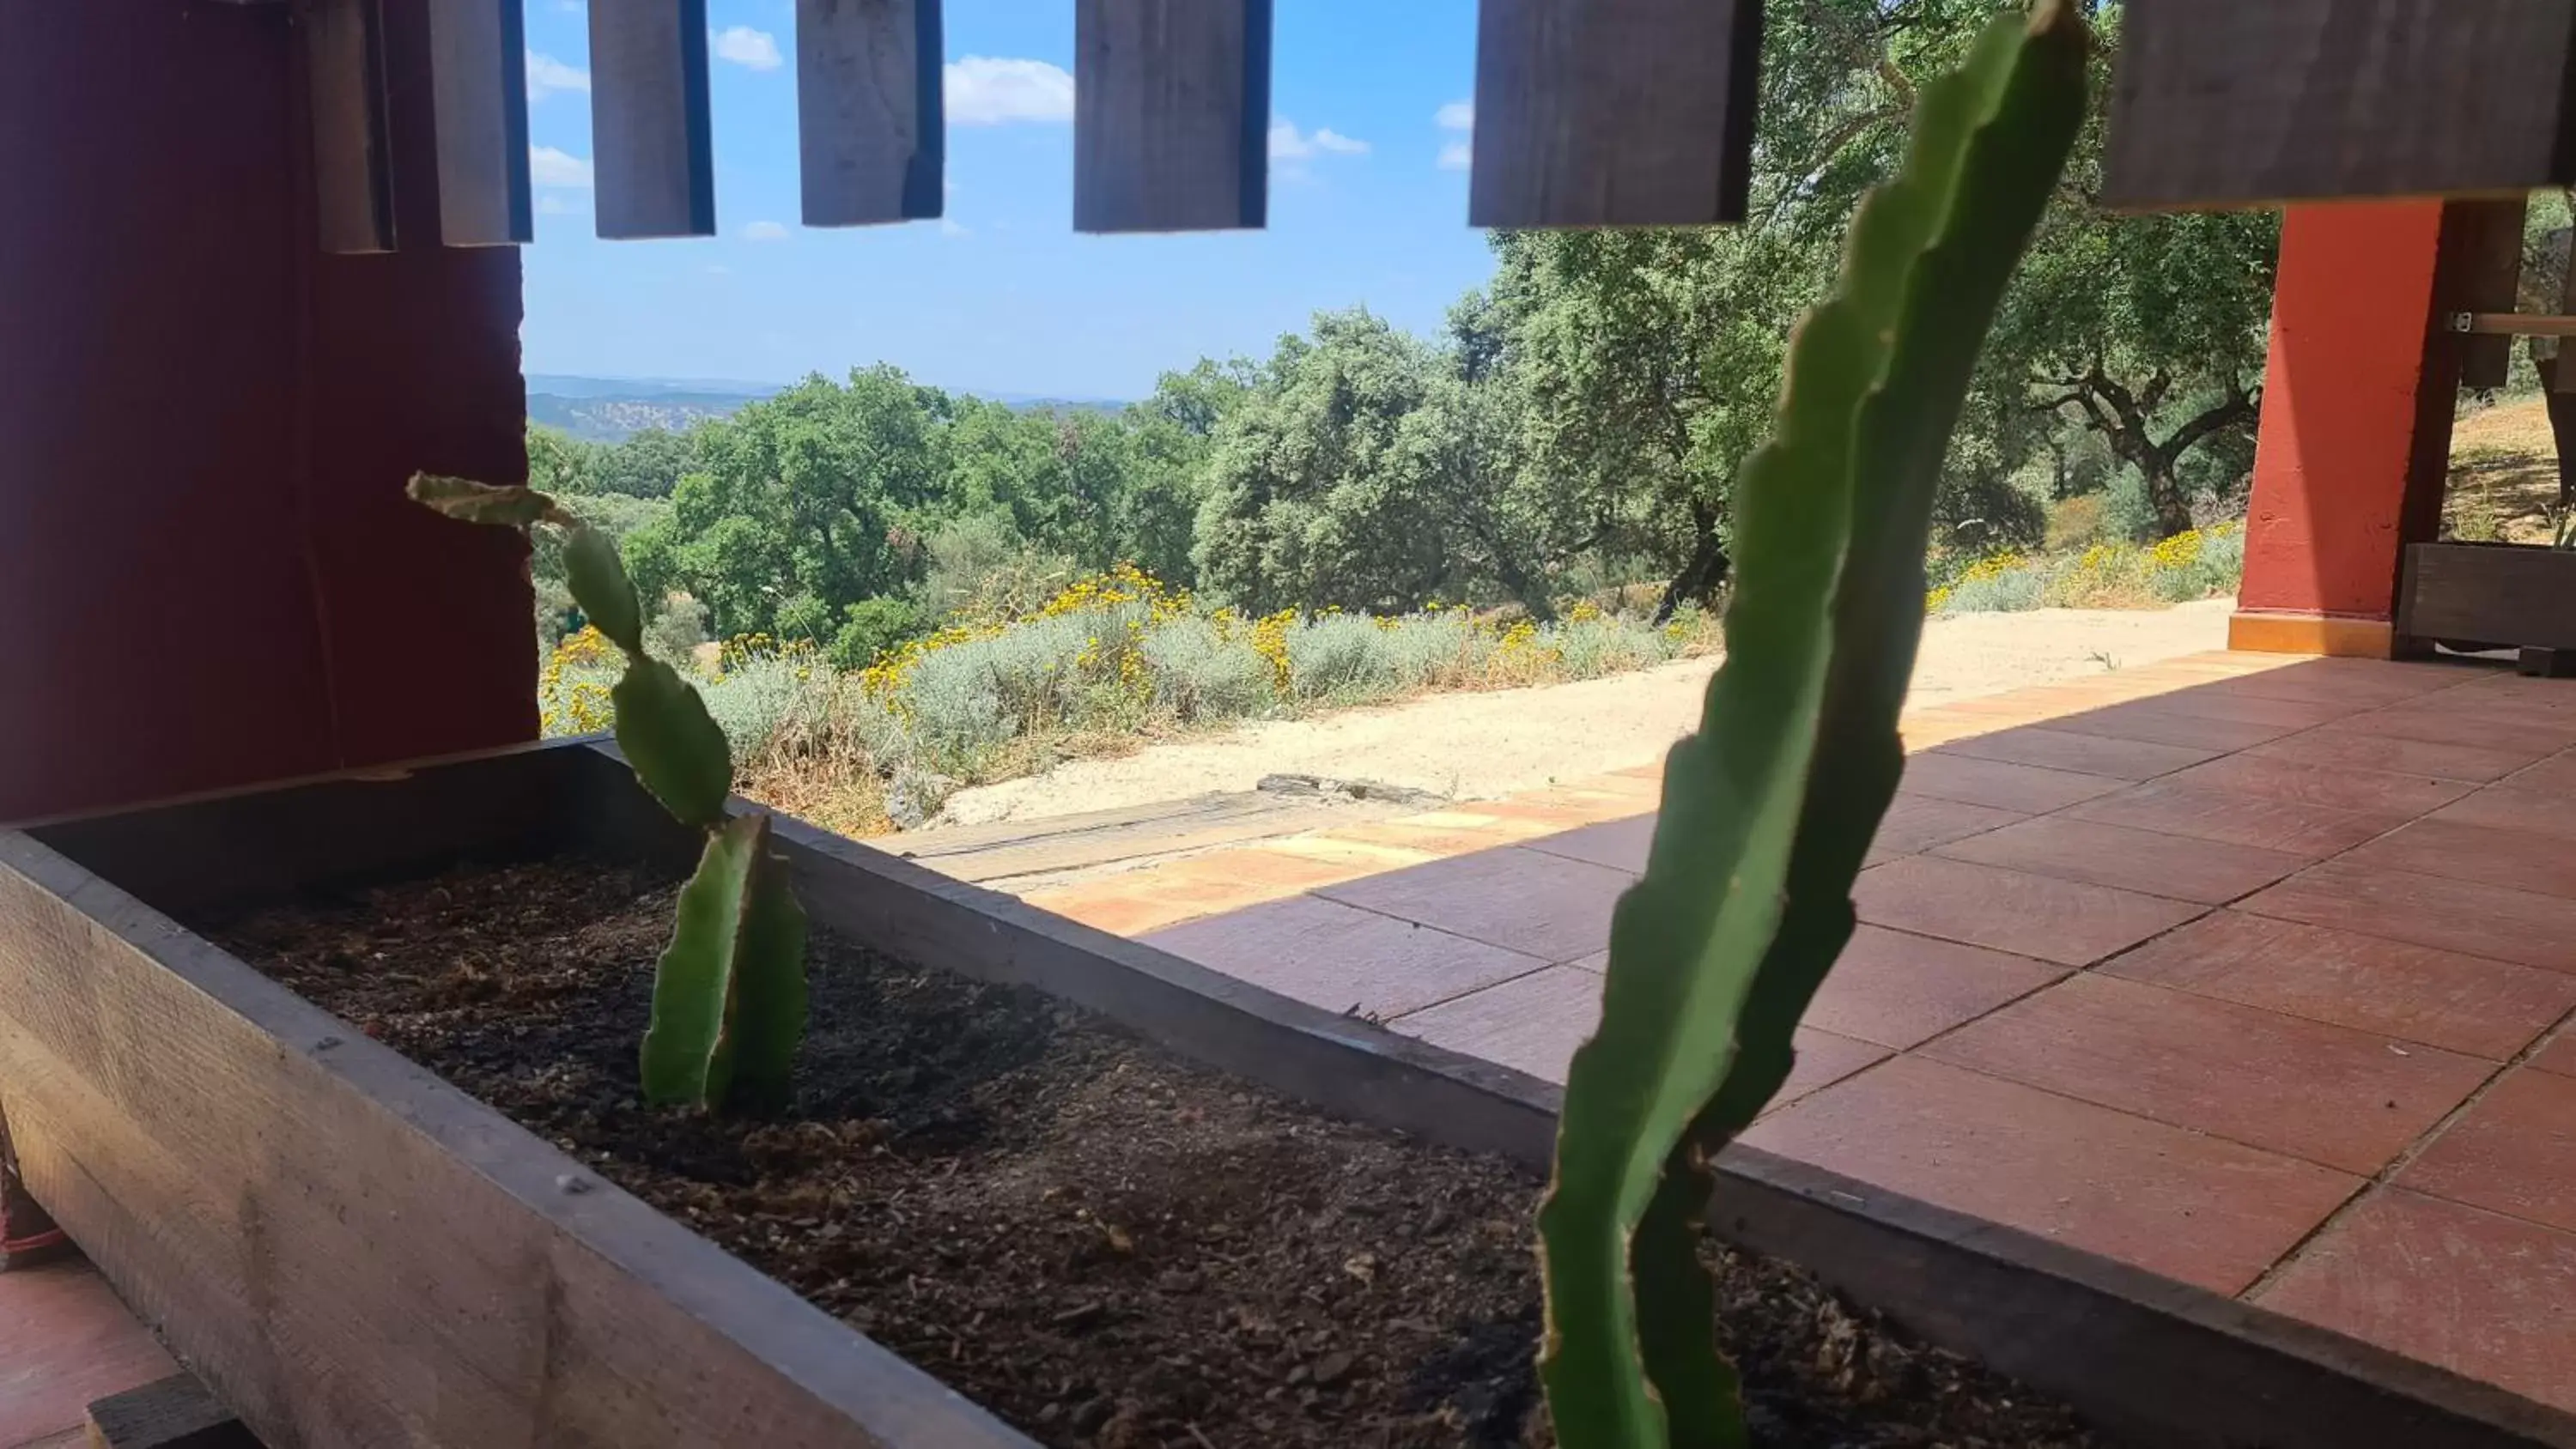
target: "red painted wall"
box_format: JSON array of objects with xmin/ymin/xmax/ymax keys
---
[
  {"xmin": 0, "ymin": 0, "xmax": 537, "ymax": 822},
  {"xmin": 2239, "ymin": 202, "xmax": 2451, "ymax": 623}
]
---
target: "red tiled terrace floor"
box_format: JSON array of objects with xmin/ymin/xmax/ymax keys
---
[{"xmin": 1026, "ymin": 652, "xmax": 2576, "ymax": 1417}]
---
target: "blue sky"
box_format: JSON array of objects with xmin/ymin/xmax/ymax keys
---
[{"xmin": 519, "ymin": 0, "xmax": 1495, "ymax": 398}]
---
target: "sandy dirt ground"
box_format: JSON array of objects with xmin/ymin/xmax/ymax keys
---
[{"xmin": 936, "ymin": 598, "xmax": 2233, "ymax": 828}]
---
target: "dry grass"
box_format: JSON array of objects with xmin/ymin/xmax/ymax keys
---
[{"xmin": 2447, "ymin": 397, "xmax": 2567, "ymax": 544}]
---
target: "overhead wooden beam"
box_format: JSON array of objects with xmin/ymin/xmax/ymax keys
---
[
  {"xmin": 798, "ymin": 0, "xmax": 945, "ymax": 227},
  {"xmin": 1074, "ymin": 0, "xmax": 1272, "ymax": 233},
  {"xmin": 1467, "ymin": 0, "xmax": 1761, "ymax": 229},
  {"xmin": 589, "ymin": 0, "xmax": 716, "ymax": 238},
  {"xmin": 2105, "ymin": 0, "xmax": 2576, "ymax": 209},
  {"xmin": 301, "ymin": 0, "xmax": 396, "ymax": 253},
  {"xmin": 426, "ymin": 0, "xmax": 533, "ymax": 246}
]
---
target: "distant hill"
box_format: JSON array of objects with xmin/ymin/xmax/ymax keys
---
[{"xmin": 524, "ymin": 373, "xmax": 1127, "ymax": 443}]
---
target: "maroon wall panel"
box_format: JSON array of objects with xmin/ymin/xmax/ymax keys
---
[{"xmin": 0, "ymin": 0, "xmax": 538, "ymax": 822}]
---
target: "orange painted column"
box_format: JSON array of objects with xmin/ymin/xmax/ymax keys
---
[{"xmin": 2233, "ymin": 202, "xmax": 2460, "ymax": 658}]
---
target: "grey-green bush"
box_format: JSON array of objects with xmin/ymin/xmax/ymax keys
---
[
  {"xmin": 1286, "ymin": 615, "xmax": 1401, "ymax": 701},
  {"xmin": 1142, "ymin": 618, "xmax": 1277, "ymax": 722}
]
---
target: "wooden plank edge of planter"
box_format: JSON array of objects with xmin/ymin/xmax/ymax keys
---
[
  {"xmin": 566, "ymin": 742, "xmax": 2573, "ymax": 1449},
  {"xmin": 2399, "ymin": 542, "xmax": 2576, "ymax": 653},
  {"xmin": 0, "ymin": 826, "xmax": 1028, "ymax": 1449},
  {"xmin": 0, "ymin": 738, "xmax": 2565, "ymax": 1449}
]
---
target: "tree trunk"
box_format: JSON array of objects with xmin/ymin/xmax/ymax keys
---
[
  {"xmin": 2541, "ymin": 355, "xmax": 2576, "ymax": 508},
  {"xmin": 1654, "ymin": 503, "xmax": 1730, "ymax": 624},
  {"xmin": 1494, "ymin": 551, "xmax": 1558, "ymax": 624},
  {"xmin": 2139, "ymin": 458, "xmax": 2196, "ymax": 538}
]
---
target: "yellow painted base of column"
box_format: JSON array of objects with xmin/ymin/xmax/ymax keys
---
[{"xmin": 2227, "ymin": 610, "xmax": 2395, "ymax": 659}]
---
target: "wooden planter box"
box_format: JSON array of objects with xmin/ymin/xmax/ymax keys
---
[
  {"xmin": 2400, "ymin": 542, "xmax": 2576, "ymax": 653},
  {"xmin": 1, "ymin": 742, "xmax": 2566, "ymax": 1449}
]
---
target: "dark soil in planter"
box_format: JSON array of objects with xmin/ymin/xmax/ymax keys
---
[{"xmin": 206, "ymin": 856, "xmax": 2102, "ymax": 1449}]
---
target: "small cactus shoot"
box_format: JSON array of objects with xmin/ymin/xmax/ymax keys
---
[
  {"xmin": 1538, "ymin": 6, "xmax": 2090, "ymax": 1448},
  {"xmin": 408, "ymin": 476, "xmax": 808, "ymax": 1113}
]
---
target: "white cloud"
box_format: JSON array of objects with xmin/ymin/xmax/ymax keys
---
[
  {"xmin": 741, "ymin": 220, "xmax": 790, "ymax": 241},
  {"xmin": 940, "ymin": 217, "xmax": 970, "ymax": 238},
  {"xmin": 712, "ymin": 26, "xmax": 782, "ymax": 70},
  {"xmin": 526, "ymin": 52, "xmax": 589, "ymax": 102},
  {"xmin": 531, "ymin": 145, "xmax": 593, "ymax": 188},
  {"xmin": 1270, "ymin": 119, "xmax": 1370, "ymax": 162},
  {"xmin": 945, "ymin": 56, "xmax": 1075, "ymax": 124},
  {"xmin": 1436, "ymin": 101, "xmax": 1473, "ymax": 171}
]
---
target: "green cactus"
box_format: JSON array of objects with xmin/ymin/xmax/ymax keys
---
[
  {"xmin": 409, "ymin": 475, "xmax": 809, "ymax": 1113},
  {"xmin": 1536, "ymin": 7, "xmax": 2089, "ymax": 1447}
]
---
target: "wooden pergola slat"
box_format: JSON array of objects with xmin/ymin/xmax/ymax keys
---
[
  {"xmin": 589, "ymin": 0, "xmax": 717, "ymax": 239},
  {"xmin": 2105, "ymin": 0, "xmax": 2576, "ymax": 209},
  {"xmin": 426, "ymin": 0, "xmax": 534, "ymax": 246},
  {"xmin": 1073, "ymin": 0, "xmax": 1272, "ymax": 233},
  {"xmin": 1467, "ymin": 0, "xmax": 1761, "ymax": 230},
  {"xmin": 302, "ymin": 0, "xmax": 396, "ymax": 254},
  {"xmin": 798, "ymin": 0, "xmax": 945, "ymax": 227}
]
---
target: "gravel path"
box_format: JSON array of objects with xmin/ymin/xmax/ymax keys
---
[{"xmin": 937, "ymin": 599, "xmax": 2234, "ymax": 828}]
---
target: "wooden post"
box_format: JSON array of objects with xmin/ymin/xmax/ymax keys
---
[
  {"xmin": 798, "ymin": 0, "xmax": 945, "ymax": 227},
  {"xmin": 426, "ymin": 0, "xmax": 533, "ymax": 246},
  {"xmin": 301, "ymin": 0, "xmax": 396, "ymax": 253},
  {"xmin": 1467, "ymin": 0, "xmax": 1761, "ymax": 229},
  {"xmin": 2105, "ymin": 0, "xmax": 2576, "ymax": 209},
  {"xmin": 589, "ymin": 0, "xmax": 716, "ymax": 238},
  {"xmin": 1073, "ymin": 0, "xmax": 1271, "ymax": 233},
  {"xmin": 2452, "ymin": 198, "xmax": 2525, "ymax": 391}
]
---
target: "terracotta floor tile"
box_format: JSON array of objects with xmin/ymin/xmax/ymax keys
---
[
  {"xmin": 1327, "ymin": 817, "xmax": 1555, "ymax": 858},
  {"xmin": 2257, "ymin": 1188, "xmax": 2576, "ymax": 1415},
  {"xmin": 1741, "ymin": 1054, "xmax": 2360, "ymax": 1295},
  {"xmin": 2340, "ymin": 817, "xmax": 2576, "ymax": 901},
  {"xmin": 1316, "ymin": 846, "xmax": 1629, "ymax": 963},
  {"xmin": 2506, "ymin": 751, "xmax": 2576, "ymax": 797},
  {"xmin": 2449, "ymin": 674, "xmax": 2576, "ymax": 712},
  {"xmin": 1023, "ymin": 888, "xmax": 1222, "ymax": 937},
  {"xmin": 2243, "ymin": 860, "xmax": 2576, "ymax": 975},
  {"xmin": 2037, "ymin": 702, "xmax": 2302, "ymax": 752},
  {"xmin": 1522, "ymin": 815, "xmax": 1655, "ymax": 876},
  {"xmin": 2121, "ymin": 687, "xmax": 2360, "ymax": 730},
  {"xmin": 2400, "ymin": 1069, "xmax": 2576, "ymax": 1234},
  {"xmin": 1852, "ymin": 856, "xmax": 2204, "ymax": 967},
  {"xmin": 1255, "ymin": 835, "xmax": 1443, "ymax": 872},
  {"xmin": 1865, "ymin": 795, "xmax": 2026, "ymax": 862},
  {"xmin": 2101, "ymin": 912, "xmax": 2576, "ymax": 1060},
  {"xmin": 1474, "ymin": 795, "xmax": 1643, "ymax": 830},
  {"xmin": 1800, "ymin": 925, "xmax": 2065, "ymax": 1049},
  {"xmin": 2326, "ymin": 703, "xmax": 2576, "ymax": 755},
  {"xmin": 1934, "ymin": 815, "xmax": 2306, "ymax": 905},
  {"xmin": 0, "ymin": 1259, "xmax": 177, "ymax": 1447},
  {"xmin": 2064, "ymin": 780, "xmax": 2407, "ymax": 858},
  {"xmin": 1935, "ymin": 726, "xmax": 2216, "ymax": 782},
  {"xmin": 1143, "ymin": 895, "xmax": 1550, "ymax": 1020},
  {"xmin": 1768, "ymin": 1029, "xmax": 1893, "ymax": 1113},
  {"xmin": 2199, "ymin": 666, "xmax": 2443, "ymax": 709},
  {"xmin": 2160, "ymin": 753, "xmax": 2475, "ymax": 817},
  {"xmin": 2245, "ymin": 729, "xmax": 2544, "ymax": 785},
  {"xmin": 1895, "ymin": 708, "xmax": 2009, "ymax": 751},
  {"xmin": 1895, "ymin": 754, "xmax": 2127, "ymax": 814},
  {"xmin": 2530, "ymin": 1031, "xmax": 2576, "ymax": 1078},
  {"xmin": 1389, "ymin": 964, "xmax": 1601, "ymax": 1082},
  {"xmin": 1923, "ymin": 973, "xmax": 2490, "ymax": 1174},
  {"xmin": 2431, "ymin": 786, "xmax": 2576, "ymax": 846}
]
